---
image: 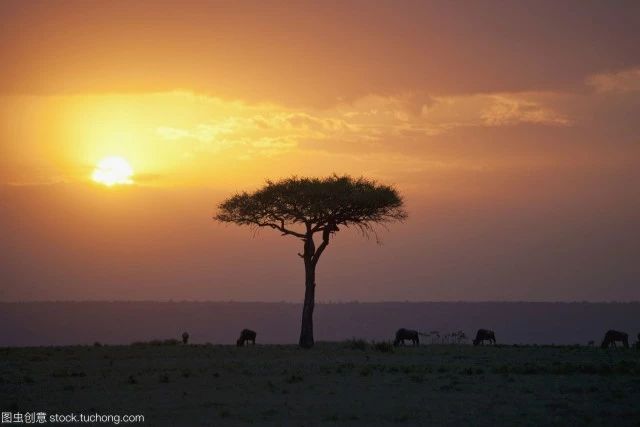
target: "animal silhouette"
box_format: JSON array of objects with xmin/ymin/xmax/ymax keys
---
[
  {"xmin": 600, "ymin": 330, "xmax": 629, "ymax": 348},
  {"xmin": 236, "ymin": 329, "xmax": 257, "ymax": 347},
  {"xmin": 393, "ymin": 328, "xmax": 420, "ymax": 346},
  {"xmin": 181, "ymin": 332, "xmax": 189, "ymax": 345},
  {"xmin": 473, "ymin": 329, "xmax": 496, "ymax": 346}
]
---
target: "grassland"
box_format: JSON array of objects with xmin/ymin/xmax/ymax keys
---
[{"xmin": 1, "ymin": 342, "xmax": 640, "ymax": 426}]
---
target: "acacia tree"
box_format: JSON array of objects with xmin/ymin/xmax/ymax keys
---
[{"xmin": 215, "ymin": 175, "xmax": 406, "ymax": 348}]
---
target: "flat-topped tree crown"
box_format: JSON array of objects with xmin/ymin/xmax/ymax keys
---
[
  {"xmin": 215, "ymin": 175, "xmax": 406, "ymax": 239},
  {"xmin": 215, "ymin": 175, "xmax": 407, "ymax": 348}
]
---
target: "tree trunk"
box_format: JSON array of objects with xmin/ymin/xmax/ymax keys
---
[
  {"xmin": 299, "ymin": 234, "xmax": 317, "ymax": 348},
  {"xmin": 299, "ymin": 260, "xmax": 316, "ymax": 348}
]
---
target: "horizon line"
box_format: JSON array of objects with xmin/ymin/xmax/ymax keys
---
[{"xmin": 1, "ymin": 299, "xmax": 639, "ymax": 305}]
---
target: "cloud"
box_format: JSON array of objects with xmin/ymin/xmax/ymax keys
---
[
  {"xmin": 0, "ymin": 88, "xmax": 578, "ymax": 186},
  {"xmin": 152, "ymin": 90, "xmax": 571, "ymax": 161},
  {"xmin": 423, "ymin": 93, "xmax": 571, "ymax": 128},
  {"xmin": 479, "ymin": 95, "xmax": 571, "ymax": 126},
  {"xmin": 587, "ymin": 67, "xmax": 640, "ymax": 93},
  {"xmin": 155, "ymin": 114, "xmax": 304, "ymax": 158},
  {"xmin": 155, "ymin": 122, "xmax": 243, "ymax": 155}
]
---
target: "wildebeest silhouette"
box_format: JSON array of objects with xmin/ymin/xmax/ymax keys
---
[
  {"xmin": 236, "ymin": 329, "xmax": 257, "ymax": 347},
  {"xmin": 600, "ymin": 330, "xmax": 629, "ymax": 348},
  {"xmin": 473, "ymin": 329, "xmax": 496, "ymax": 346},
  {"xmin": 393, "ymin": 328, "xmax": 420, "ymax": 346},
  {"xmin": 181, "ymin": 332, "xmax": 189, "ymax": 345}
]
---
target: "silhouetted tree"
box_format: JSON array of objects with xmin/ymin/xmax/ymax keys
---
[{"xmin": 215, "ymin": 175, "xmax": 406, "ymax": 348}]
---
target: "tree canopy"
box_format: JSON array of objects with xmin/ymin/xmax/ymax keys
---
[{"xmin": 215, "ymin": 175, "xmax": 407, "ymax": 241}]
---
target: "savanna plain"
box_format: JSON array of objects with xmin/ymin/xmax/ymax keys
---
[{"xmin": 2, "ymin": 342, "xmax": 640, "ymax": 426}]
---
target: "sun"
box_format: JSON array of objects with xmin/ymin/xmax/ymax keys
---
[{"xmin": 92, "ymin": 156, "xmax": 134, "ymax": 186}]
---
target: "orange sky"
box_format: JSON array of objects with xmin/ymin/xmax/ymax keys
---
[{"xmin": 1, "ymin": 1, "xmax": 639, "ymax": 302}]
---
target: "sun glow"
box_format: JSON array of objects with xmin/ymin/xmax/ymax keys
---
[{"xmin": 92, "ymin": 156, "xmax": 134, "ymax": 186}]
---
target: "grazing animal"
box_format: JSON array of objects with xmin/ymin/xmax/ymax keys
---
[
  {"xmin": 393, "ymin": 328, "xmax": 420, "ymax": 347},
  {"xmin": 473, "ymin": 329, "xmax": 496, "ymax": 346},
  {"xmin": 181, "ymin": 332, "xmax": 189, "ymax": 345},
  {"xmin": 236, "ymin": 329, "xmax": 257, "ymax": 347},
  {"xmin": 600, "ymin": 330, "xmax": 629, "ymax": 348}
]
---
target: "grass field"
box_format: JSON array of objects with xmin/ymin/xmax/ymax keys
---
[{"xmin": 2, "ymin": 342, "xmax": 640, "ymax": 426}]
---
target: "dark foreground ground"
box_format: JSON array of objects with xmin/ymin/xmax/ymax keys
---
[{"xmin": 1, "ymin": 343, "xmax": 640, "ymax": 426}]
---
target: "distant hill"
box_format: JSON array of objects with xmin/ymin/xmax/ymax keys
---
[{"xmin": 1, "ymin": 301, "xmax": 638, "ymax": 347}]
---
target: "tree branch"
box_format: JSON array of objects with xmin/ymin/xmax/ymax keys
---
[
  {"xmin": 255, "ymin": 221, "xmax": 306, "ymax": 239},
  {"xmin": 312, "ymin": 222, "xmax": 336, "ymax": 266}
]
